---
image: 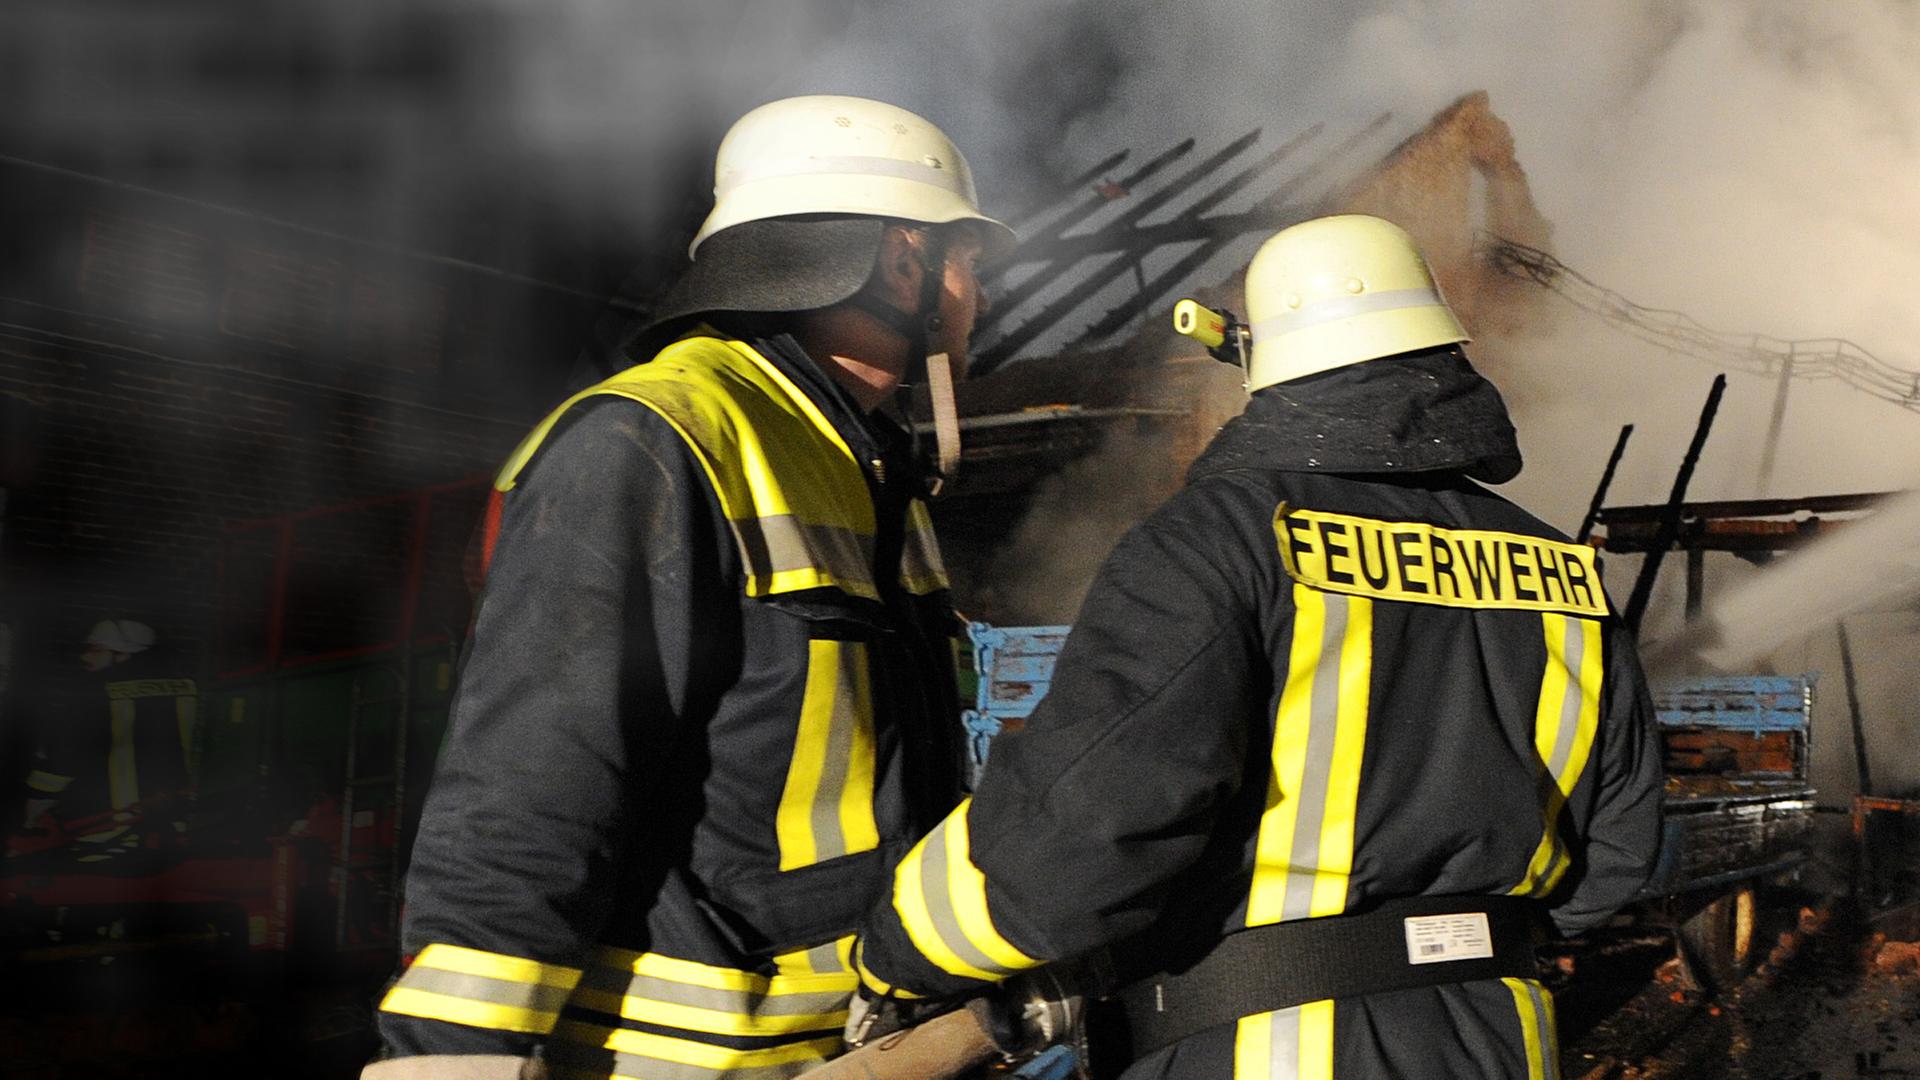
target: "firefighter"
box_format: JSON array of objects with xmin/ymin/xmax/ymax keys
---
[
  {"xmin": 18, "ymin": 619, "xmax": 197, "ymax": 848},
  {"xmin": 851, "ymin": 214, "xmax": 1664, "ymax": 1078},
  {"xmin": 365, "ymin": 95, "xmax": 1012, "ymax": 1080}
]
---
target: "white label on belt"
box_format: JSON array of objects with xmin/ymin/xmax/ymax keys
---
[{"xmin": 1403, "ymin": 912, "xmax": 1494, "ymax": 965}]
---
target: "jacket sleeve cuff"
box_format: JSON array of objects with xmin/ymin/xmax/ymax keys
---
[
  {"xmin": 856, "ymin": 800, "xmax": 1047, "ymax": 999},
  {"xmin": 374, "ymin": 944, "xmax": 577, "ymax": 1058}
]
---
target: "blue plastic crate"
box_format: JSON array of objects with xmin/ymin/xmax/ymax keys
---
[
  {"xmin": 1652, "ymin": 675, "xmax": 1815, "ymax": 733},
  {"xmin": 961, "ymin": 623, "xmax": 1068, "ymax": 786}
]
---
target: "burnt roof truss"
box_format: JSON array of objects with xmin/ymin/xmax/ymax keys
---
[{"xmin": 971, "ymin": 114, "xmax": 1394, "ymax": 378}]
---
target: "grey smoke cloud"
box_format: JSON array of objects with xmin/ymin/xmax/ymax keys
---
[{"xmin": 12, "ymin": 1, "xmax": 1920, "ymax": 791}]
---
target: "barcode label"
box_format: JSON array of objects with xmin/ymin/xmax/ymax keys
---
[{"xmin": 1404, "ymin": 912, "xmax": 1495, "ymax": 966}]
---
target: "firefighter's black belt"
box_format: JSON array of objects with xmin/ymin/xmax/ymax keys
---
[{"xmin": 1115, "ymin": 895, "xmax": 1542, "ymax": 1058}]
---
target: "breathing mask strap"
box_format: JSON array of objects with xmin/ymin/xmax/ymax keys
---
[{"xmin": 907, "ymin": 229, "xmax": 960, "ymax": 495}]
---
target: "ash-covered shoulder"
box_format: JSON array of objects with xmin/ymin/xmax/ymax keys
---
[
  {"xmin": 513, "ymin": 395, "xmax": 706, "ymax": 494},
  {"xmin": 1117, "ymin": 470, "xmax": 1287, "ymax": 590},
  {"xmin": 1439, "ymin": 474, "xmax": 1583, "ymax": 544}
]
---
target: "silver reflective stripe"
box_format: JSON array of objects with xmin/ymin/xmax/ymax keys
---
[
  {"xmin": 916, "ymin": 817, "xmax": 1018, "ymax": 977},
  {"xmin": 717, "ymin": 154, "xmax": 966, "ymax": 197},
  {"xmin": 391, "ymin": 965, "xmax": 576, "ymax": 1015},
  {"xmin": 1251, "ymin": 287, "xmax": 1445, "ymax": 341},
  {"xmin": 107, "ymin": 699, "xmax": 139, "ymax": 810},
  {"xmin": 1266, "ymin": 1006, "xmax": 1303, "ymax": 1079},
  {"xmin": 807, "ymin": 654, "xmax": 861, "ymax": 861},
  {"xmin": 733, "ymin": 514, "xmax": 875, "ymax": 592},
  {"xmin": 1524, "ymin": 981, "xmax": 1559, "ymax": 1080},
  {"xmin": 899, "ymin": 506, "xmax": 949, "ymax": 593},
  {"xmin": 27, "ymin": 770, "xmax": 72, "ymax": 794},
  {"xmin": 572, "ymin": 969, "xmax": 848, "ymax": 1020},
  {"xmin": 1548, "ymin": 619, "xmax": 1588, "ymax": 779},
  {"xmin": 1282, "ymin": 595, "xmax": 1349, "ymax": 921},
  {"xmin": 802, "ymin": 940, "xmax": 844, "ymax": 974}
]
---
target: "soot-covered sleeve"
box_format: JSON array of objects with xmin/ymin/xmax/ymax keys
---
[
  {"xmin": 855, "ymin": 481, "xmax": 1271, "ymax": 1000},
  {"xmin": 372, "ymin": 399, "xmax": 730, "ymax": 1062}
]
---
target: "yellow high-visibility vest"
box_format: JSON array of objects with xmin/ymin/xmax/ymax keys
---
[{"xmin": 496, "ymin": 335, "xmax": 946, "ymax": 601}]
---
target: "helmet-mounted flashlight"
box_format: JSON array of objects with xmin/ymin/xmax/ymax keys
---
[{"xmin": 1173, "ymin": 298, "xmax": 1253, "ymax": 391}]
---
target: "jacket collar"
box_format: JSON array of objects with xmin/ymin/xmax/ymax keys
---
[
  {"xmin": 1189, "ymin": 346, "xmax": 1523, "ymax": 484},
  {"xmin": 747, "ymin": 331, "xmax": 924, "ymax": 495}
]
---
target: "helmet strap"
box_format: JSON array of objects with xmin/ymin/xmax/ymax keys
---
[
  {"xmin": 907, "ymin": 228, "xmax": 949, "ymax": 378},
  {"xmin": 905, "ymin": 228, "xmax": 956, "ymax": 493},
  {"xmin": 843, "ymin": 290, "xmax": 919, "ymax": 341},
  {"xmin": 845, "ymin": 227, "xmax": 961, "ymax": 496},
  {"xmin": 859, "ymin": 227, "xmax": 958, "ymax": 495},
  {"xmin": 1234, "ymin": 326, "xmax": 1253, "ymax": 397}
]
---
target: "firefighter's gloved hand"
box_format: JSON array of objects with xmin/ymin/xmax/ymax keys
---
[
  {"xmin": 843, "ymin": 991, "xmax": 875, "ymax": 1048},
  {"xmin": 843, "ymin": 990, "xmax": 902, "ymax": 1048},
  {"xmin": 843, "ymin": 990, "xmax": 966, "ymax": 1050},
  {"xmin": 966, "ymin": 991, "xmax": 1030, "ymax": 1055}
]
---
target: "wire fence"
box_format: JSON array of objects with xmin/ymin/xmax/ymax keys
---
[{"xmin": 1483, "ymin": 234, "xmax": 1920, "ymax": 412}]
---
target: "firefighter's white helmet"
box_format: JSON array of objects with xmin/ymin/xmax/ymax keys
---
[
  {"xmin": 690, "ymin": 95, "xmax": 1014, "ymax": 258},
  {"xmin": 1244, "ymin": 214, "xmax": 1469, "ymax": 391}
]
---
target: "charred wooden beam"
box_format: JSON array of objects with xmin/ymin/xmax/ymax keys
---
[
  {"xmin": 978, "ymin": 132, "xmax": 1252, "ymax": 340},
  {"xmin": 1074, "ymin": 123, "xmax": 1328, "ymax": 345},
  {"xmin": 976, "ymin": 133, "xmax": 1266, "ymax": 367},
  {"xmin": 1598, "ymin": 491, "xmax": 1891, "ymax": 525},
  {"xmin": 1004, "ymin": 149, "xmax": 1131, "ymax": 232},
  {"xmin": 1624, "ymin": 374, "xmax": 1727, "ymax": 633}
]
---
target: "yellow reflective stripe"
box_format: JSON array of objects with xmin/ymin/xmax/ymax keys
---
[
  {"xmin": 1310, "ymin": 597, "xmax": 1372, "ymax": 918},
  {"xmin": 581, "ymin": 948, "xmax": 845, "ymax": 997},
  {"xmin": 726, "ymin": 339, "xmax": 858, "ymax": 468},
  {"xmin": 1540, "ymin": 978, "xmax": 1562, "ymax": 1070},
  {"xmin": 380, "ymin": 987, "xmax": 563, "ymax": 1034},
  {"xmin": 565, "ymin": 993, "xmax": 846, "ymax": 1039},
  {"xmin": 409, "ymin": 943, "xmax": 584, "ymax": 988},
  {"xmin": 105, "ymin": 678, "xmax": 197, "ymax": 700},
  {"xmin": 899, "ymin": 500, "xmax": 951, "ymax": 595},
  {"xmin": 492, "ymin": 336, "xmax": 882, "ymax": 600},
  {"xmin": 625, "ymin": 386, "xmax": 873, "ymax": 600},
  {"xmin": 27, "ymin": 770, "xmax": 72, "ymax": 794},
  {"xmin": 738, "ymin": 514, "xmax": 880, "ymax": 601},
  {"xmin": 1514, "ymin": 614, "xmax": 1571, "ymax": 894},
  {"xmin": 891, "ymin": 817, "xmax": 975, "ymax": 978},
  {"xmin": 1233, "ymin": 1001, "xmax": 1334, "ymax": 1080},
  {"xmin": 891, "ymin": 800, "xmax": 1041, "ymax": 982},
  {"xmin": 570, "ymin": 949, "xmax": 853, "ymax": 1039},
  {"xmin": 1512, "ymin": 616, "xmax": 1605, "ymax": 896},
  {"xmin": 943, "ymin": 802, "xmax": 1039, "ymax": 973},
  {"xmin": 1233, "ymin": 1008, "xmax": 1273, "ymax": 1078},
  {"xmin": 851, "ymin": 937, "xmax": 925, "ymax": 1001},
  {"xmin": 773, "ymin": 934, "xmax": 854, "ymax": 978},
  {"xmin": 1299, "ymin": 999, "xmax": 1335, "ymax": 1079},
  {"xmin": 380, "ymin": 946, "xmax": 581, "ymax": 1033},
  {"xmin": 776, "ymin": 641, "xmax": 879, "ymax": 871},
  {"xmin": 1249, "ymin": 584, "xmax": 1324, "ymax": 927},
  {"xmin": 775, "ymin": 641, "xmax": 834, "ymax": 870},
  {"xmin": 838, "ymin": 655, "xmax": 881, "ymax": 857},
  {"xmin": 1502, "ymin": 977, "xmax": 1559, "ymax": 1080},
  {"xmin": 1250, "ymin": 589, "xmax": 1377, "ymax": 926},
  {"xmin": 107, "ymin": 699, "xmax": 138, "ymax": 810},
  {"xmin": 554, "ymin": 1019, "xmax": 839, "ymax": 1072}
]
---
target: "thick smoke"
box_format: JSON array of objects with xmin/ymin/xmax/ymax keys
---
[
  {"xmin": 12, "ymin": 2, "xmax": 1920, "ymax": 797},
  {"xmin": 841, "ymin": 2, "xmax": 1920, "ymax": 796}
]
